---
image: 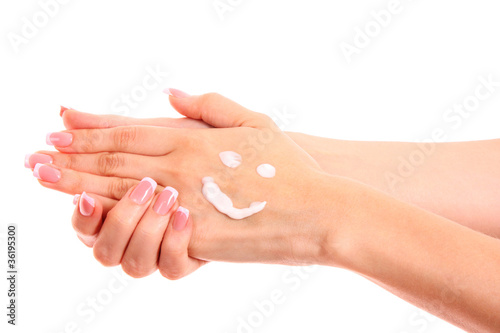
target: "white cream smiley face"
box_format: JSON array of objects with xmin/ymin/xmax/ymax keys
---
[{"xmin": 201, "ymin": 151, "xmax": 276, "ymax": 220}]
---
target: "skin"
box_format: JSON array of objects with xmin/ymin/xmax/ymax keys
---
[
  {"xmin": 296, "ymin": 135, "xmax": 500, "ymax": 237},
  {"xmin": 51, "ymin": 94, "xmax": 500, "ymax": 238},
  {"xmin": 73, "ymin": 185, "xmax": 206, "ymax": 280},
  {"xmin": 29, "ymin": 93, "xmax": 500, "ymax": 331}
]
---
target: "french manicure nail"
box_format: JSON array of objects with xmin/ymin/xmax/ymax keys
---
[
  {"xmin": 73, "ymin": 194, "xmax": 81, "ymax": 205},
  {"xmin": 163, "ymin": 88, "xmax": 190, "ymax": 98},
  {"xmin": 60, "ymin": 106, "xmax": 70, "ymax": 117},
  {"xmin": 46, "ymin": 132, "xmax": 73, "ymax": 147},
  {"xmin": 79, "ymin": 192, "xmax": 95, "ymax": 217},
  {"xmin": 24, "ymin": 153, "xmax": 53, "ymax": 169},
  {"xmin": 173, "ymin": 206, "xmax": 189, "ymax": 231},
  {"xmin": 153, "ymin": 186, "xmax": 178, "ymax": 215},
  {"xmin": 130, "ymin": 177, "xmax": 157, "ymax": 205},
  {"xmin": 33, "ymin": 163, "xmax": 61, "ymax": 183}
]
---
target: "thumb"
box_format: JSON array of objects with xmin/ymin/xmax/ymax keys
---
[{"xmin": 164, "ymin": 88, "xmax": 275, "ymax": 129}]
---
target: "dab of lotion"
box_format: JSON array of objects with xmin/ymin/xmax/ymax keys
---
[
  {"xmin": 202, "ymin": 177, "xmax": 266, "ymax": 220},
  {"xmin": 256, "ymin": 164, "xmax": 275, "ymax": 178},
  {"xmin": 219, "ymin": 151, "xmax": 242, "ymax": 168}
]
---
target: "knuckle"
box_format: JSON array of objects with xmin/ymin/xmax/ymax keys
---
[
  {"xmin": 105, "ymin": 208, "xmax": 130, "ymax": 229},
  {"xmin": 206, "ymin": 92, "xmax": 221, "ymax": 100},
  {"xmin": 79, "ymin": 129, "xmax": 103, "ymax": 153},
  {"xmin": 158, "ymin": 265, "xmax": 184, "ymax": 281},
  {"xmin": 108, "ymin": 178, "xmax": 133, "ymax": 200},
  {"xmin": 136, "ymin": 226, "xmax": 159, "ymax": 240},
  {"xmin": 93, "ymin": 246, "xmax": 119, "ymax": 267},
  {"xmin": 79, "ymin": 140, "xmax": 94, "ymax": 153},
  {"xmin": 258, "ymin": 113, "xmax": 273, "ymax": 125},
  {"xmin": 72, "ymin": 217, "xmax": 99, "ymax": 238},
  {"xmin": 121, "ymin": 259, "xmax": 153, "ymax": 278},
  {"xmin": 77, "ymin": 233, "xmax": 97, "ymax": 248},
  {"xmin": 158, "ymin": 245, "xmax": 186, "ymax": 281},
  {"xmin": 113, "ymin": 127, "xmax": 137, "ymax": 150},
  {"xmin": 164, "ymin": 245, "xmax": 185, "ymax": 257},
  {"xmin": 175, "ymin": 131, "xmax": 205, "ymax": 155},
  {"xmin": 98, "ymin": 152, "xmax": 123, "ymax": 176},
  {"xmin": 198, "ymin": 92, "xmax": 220, "ymax": 111},
  {"xmin": 63, "ymin": 154, "xmax": 75, "ymax": 170},
  {"xmin": 71, "ymin": 216, "xmax": 84, "ymax": 235},
  {"xmin": 183, "ymin": 134, "xmax": 202, "ymax": 151}
]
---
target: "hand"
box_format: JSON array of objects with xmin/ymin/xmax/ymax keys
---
[
  {"xmin": 31, "ymin": 91, "xmax": 342, "ymax": 266},
  {"xmin": 27, "ymin": 92, "xmax": 328, "ymax": 216},
  {"xmin": 72, "ymin": 185, "xmax": 206, "ymax": 279}
]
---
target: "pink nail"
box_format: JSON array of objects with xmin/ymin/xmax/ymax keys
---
[
  {"xmin": 46, "ymin": 132, "xmax": 73, "ymax": 147},
  {"xmin": 173, "ymin": 206, "xmax": 189, "ymax": 231},
  {"xmin": 130, "ymin": 177, "xmax": 157, "ymax": 204},
  {"xmin": 24, "ymin": 153, "xmax": 53, "ymax": 169},
  {"xmin": 153, "ymin": 186, "xmax": 178, "ymax": 215},
  {"xmin": 60, "ymin": 106, "xmax": 70, "ymax": 117},
  {"xmin": 163, "ymin": 88, "xmax": 190, "ymax": 98},
  {"xmin": 33, "ymin": 163, "xmax": 61, "ymax": 183},
  {"xmin": 73, "ymin": 194, "xmax": 81, "ymax": 205},
  {"xmin": 79, "ymin": 192, "xmax": 95, "ymax": 217}
]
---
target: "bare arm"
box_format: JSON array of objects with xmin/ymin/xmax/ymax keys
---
[
  {"xmin": 290, "ymin": 132, "xmax": 500, "ymax": 237},
  {"xmin": 321, "ymin": 175, "xmax": 500, "ymax": 333}
]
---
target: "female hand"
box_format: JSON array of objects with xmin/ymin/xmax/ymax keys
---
[
  {"xmin": 31, "ymin": 91, "xmax": 345, "ymax": 266},
  {"xmin": 71, "ymin": 181, "xmax": 206, "ymax": 279},
  {"xmin": 27, "ymin": 91, "xmax": 327, "ymax": 220}
]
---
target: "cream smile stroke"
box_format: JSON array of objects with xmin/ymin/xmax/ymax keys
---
[{"xmin": 201, "ymin": 177, "xmax": 267, "ymax": 220}]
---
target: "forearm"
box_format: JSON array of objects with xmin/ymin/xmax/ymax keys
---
[
  {"xmin": 288, "ymin": 132, "xmax": 500, "ymax": 237},
  {"xmin": 320, "ymin": 176, "xmax": 500, "ymax": 332}
]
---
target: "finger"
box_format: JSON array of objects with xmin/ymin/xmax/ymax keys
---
[
  {"xmin": 75, "ymin": 193, "xmax": 117, "ymax": 217},
  {"xmin": 165, "ymin": 89, "xmax": 275, "ymax": 129},
  {"xmin": 46, "ymin": 126, "xmax": 179, "ymax": 155},
  {"xmin": 121, "ymin": 186, "xmax": 179, "ymax": 278},
  {"xmin": 31, "ymin": 162, "xmax": 153, "ymax": 200},
  {"xmin": 31, "ymin": 150, "xmax": 164, "ymax": 180},
  {"xmin": 158, "ymin": 206, "xmax": 207, "ymax": 280},
  {"xmin": 72, "ymin": 192, "xmax": 104, "ymax": 247},
  {"xmin": 61, "ymin": 108, "xmax": 211, "ymax": 130},
  {"xmin": 24, "ymin": 152, "xmax": 53, "ymax": 169},
  {"xmin": 93, "ymin": 177, "xmax": 158, "ymax": 267},
  {"xmin": 99, "ymin": 197, "xmax": 118, "ymax": 218}
]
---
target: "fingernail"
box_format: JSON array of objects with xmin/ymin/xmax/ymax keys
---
[
  {"xmin": 163, "ymin": 88, "xmax": 190, "ymax": 98},
  {"xmin": 173, "ymin": 206, "xmax": 189, "ymax": 231},
  {"xmin": 130, "ymin": 177, "xmax": 157, "ymax": 204},
  {"xmin": 33, "ymin": 163, "xmax": 61, "ymax": 183},
  {"xmin": 153, "ymin": 186, "xmax": 178, "ymax": 215},
  {"xmin": 46, "ymin": 132, "xmax": 73, "ymax": 147},
  {"xmin": 60, "ymin": 106, "xmax": 70, "ymax": 117},
  {"xmin": 24, "ymin": 153, "xmax": 53, "ymax": 169},
  {"xmin": 79, "ymin": 192, "xmax": 95, "ymax": 217},
  {"xmin": 73, "ymin": 194, "xmax": 81, "ymax": 205}
]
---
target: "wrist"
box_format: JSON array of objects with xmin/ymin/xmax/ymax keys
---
[
  {"xmin": 309, "ymin": 174, "xmax": 393, "ymax": 271},
  {"xmin": 285, "ymin": 172, "xmax": 366, "ymax": 268}
]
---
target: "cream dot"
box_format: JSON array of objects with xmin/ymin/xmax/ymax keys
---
[
  {"xmin": 256, "ymin": 164, "xmax": 275, "ymax": 178},
  {"xmin": 219, "ymin": 151, "xmax": 242, "ymax": 168}
]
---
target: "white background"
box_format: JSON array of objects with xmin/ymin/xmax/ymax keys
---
[{"xmin": 1, "ymin": 0, "xmax": 500, "ymax": 332}]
